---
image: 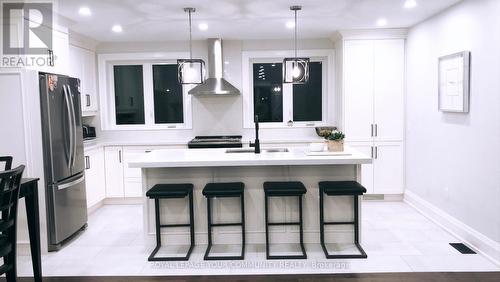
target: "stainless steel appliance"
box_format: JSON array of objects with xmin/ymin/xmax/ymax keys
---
[
  {"xmin": 188, "ymin": 136, "xmax": 243, "ymax": 149},
  {"xmin": 83, "ymin": 125, "xmax": 96, "ymax": 141},
  {"xmin": 39, "ymin": 73, "xmax": 88, "ymax": 251}
]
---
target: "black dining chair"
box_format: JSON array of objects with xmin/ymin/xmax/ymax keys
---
[
  {"xmin": 0, "ymin": 165, "xmax": 25, "ymax": 282},
  {"xmin": 0, "ymin": 156, "xmax": 13, "ymax": 171}
]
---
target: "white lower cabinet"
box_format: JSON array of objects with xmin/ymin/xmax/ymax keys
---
[
  {"xmin": 84, "ymin": 147, "xmax": 106, "ymax": 208},
  {"xmin": 104, "ymin": 146, "xmax": 125, "ymax": 197},
  {"xmin": 347, "ymin": 141, "xmax": 404, "ymax": 194},
  {"xmin": 122, "ymin": 147, "xmax": 153, "ymax": 197},
  {"xmin": 347, "ymin": 143, "xmax": 374, "ymax": 193},
  {"xmin": 124, "ymin": 179, "xmax": 143, "ymax": 197},
  {"xmin": 104, "ymin": 146, "xmax": 159, "ymax": 198},
  {"xmin": 373, "ymin": 142, "xmax": 404, "ymax": 194}
]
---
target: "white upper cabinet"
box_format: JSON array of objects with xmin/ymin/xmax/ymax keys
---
[
  {"xmin": 344, "ymin": 39, "xmax": 405, "ymax": 142},
  {"xmin": 28, "ymin": 25, "xmax": 69, "ymax": 75},
  {"xmin": 69, "ymin": 44, "xmax": 98, "ymax": 115},
  {"xmin": 373, "ymin": 40, "xmax": 405, "ymax": 141},
  {"xmin": 344, "ymin": 40, "xmax": 374, "ymax": 142},
  {"xmin": 68, "ymin": 44, "xmax": 82, "ymax": 77}
]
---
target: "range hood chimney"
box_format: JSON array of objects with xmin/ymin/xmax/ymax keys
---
[{"xmin": 188, "ymin": 38, "xmax": 240, "ymax": 96}]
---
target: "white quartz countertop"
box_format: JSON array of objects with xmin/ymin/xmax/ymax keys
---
[{"xmin": 128, "ymin": 146, "xmax": 372, "ymax": 168}]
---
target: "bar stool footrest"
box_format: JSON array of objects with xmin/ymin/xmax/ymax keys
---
[
  {"xmin": 159, "ymin": 223, "xmax": 191, "ymax": 228},
  {"xmin": 148, "ymin": 244, "xmax": 195, "ymax": 262},
  {"xmin": 204, "ymin": 244, "xmax": 245, "ymax": 260},
  {"xmin": 266, "ymin": 243, "xmax": 307, "ymax": 260},
  {"xmin": 268, "ymin": 222, "xmax": 301, "ymax": 226},
  {"xmin": 210, "ymin": 222, "xmax": 243, "ymax": 227},
  {"xmin": 321, "ymin": 242, "xmax": 367, "ymax": 259},
  {"xmin": 323, "ymin": 221, "xmax": 355, "ymax": 225}
]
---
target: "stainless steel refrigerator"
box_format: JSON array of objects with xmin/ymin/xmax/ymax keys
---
[{"xmin": 39, "ymin": 73, "xmax": 88, "ymax": 251}]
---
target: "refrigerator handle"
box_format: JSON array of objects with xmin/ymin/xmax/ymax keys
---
[
  {"xmin": 57, "ymin": 175, "xmax": 85, "ymax": 190},
  {"xmin": 66, "ymin": 84, "xmax": 78, "ymax": 169},
  {"xmin": 62, "ymin": 85, "xmax": 74, "ymax": 169}
]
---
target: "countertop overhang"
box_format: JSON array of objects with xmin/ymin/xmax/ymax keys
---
[{"xmin": 128, "ymin": 147, "xmax": 372, "ymax": 168}]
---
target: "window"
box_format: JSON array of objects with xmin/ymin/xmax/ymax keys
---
[
  {"xmin": 253, "ymin": 63, "xmax": 283, "ymax": 122},
  {"xmin": 243, "ymin": 50, "xmax": 333, "ymax": 128},
  {"xmin": 153, "ymin": 64, "xmax": 184, "ymax": 124},
  {"xmin": 99, "ymin": 52, "xmax": 193, "ymax": 130},
  {"xmin": 293, "ymin": 62, "xmax": 322, "ymax": 121},
  {"xmin": 113, "ymin": 65, "xmax": 145, "ymax": 125}
]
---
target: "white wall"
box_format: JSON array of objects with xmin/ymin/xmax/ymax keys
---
[
  {"xmin": 406, "ymin": 0, "xmax": 500, "ymax": 252},
  {"xmin": 95, "ymin": 39, "xmax": 335, "ymax": 143}
]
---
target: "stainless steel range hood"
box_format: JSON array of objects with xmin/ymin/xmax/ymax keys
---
[{"xmin": 188, "ymin": 38, "xmax": 240, "ymax": 96}]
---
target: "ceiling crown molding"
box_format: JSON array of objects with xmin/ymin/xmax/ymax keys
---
[{"xmin": 333, "ymin": 29, "xmax": 408, "ymax": 41}]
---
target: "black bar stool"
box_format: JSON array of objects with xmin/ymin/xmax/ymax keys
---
[
  {"xmin": 146, "ymin": 183, "xmax": 195, "ymax": 261},
  {"xmin": 264, "ymin": 181, "xmax": 307, "ymax": 259},
  {"xmin": 319, "ymin": 181, "xmax": 367, "ymax": 259},
  {"xmin": 202, "ymin": 182, "xmax": 245, "ymax": 260}
]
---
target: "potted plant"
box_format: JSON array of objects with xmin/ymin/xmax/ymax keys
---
[{"xmin": 325, "ymin": 130, "xmax": 345, "ymax": 152}]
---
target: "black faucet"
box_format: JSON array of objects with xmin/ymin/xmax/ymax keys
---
[{"xmin": 250, "ymin": 115, "xmax": 260, "ymax": 154}]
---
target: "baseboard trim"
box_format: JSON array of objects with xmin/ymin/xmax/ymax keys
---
[
  {"xmin": 363, "ymin": 194, "xmax": 404, "ymax": 201},
  {"xmin": 103, "ymin": 197, "xmax": 143, "ymax": 205},
  {"xmin": 87, "ymin": 200, "xmax": 105, "ymax": 215},
  {"xmin": 404, "ymin": 190, "xmax": 500, "ymax": 266},
  {"xmin": 16, "ymin": 242, "xmax": 32, "ymax": 256}
]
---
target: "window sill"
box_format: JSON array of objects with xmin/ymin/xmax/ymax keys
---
[
  {"xmin": 243, "ymin": 122, "xmax": 328, "ymax": 129},
  {"xmin": 102, "ymin": 125, "xmax": 192, "ymax": 131}
]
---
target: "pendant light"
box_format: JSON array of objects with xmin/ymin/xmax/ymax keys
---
[
  {"xmin": 283, "ymin": 5, "xmax": 309, "ymax": 84},
  {"xmin": 177, "ymin": 7, "xmax": 206, "ymax": 84}
]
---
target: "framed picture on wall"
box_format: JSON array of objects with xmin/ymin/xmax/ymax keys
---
[{"xmin": 438, "ymin": 51, "xmax": 471, "ymax": 113}]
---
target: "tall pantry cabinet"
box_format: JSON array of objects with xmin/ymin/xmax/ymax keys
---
[{"xmin": 339, "ymin": 32, "xmax": 405, "ymax": 195}]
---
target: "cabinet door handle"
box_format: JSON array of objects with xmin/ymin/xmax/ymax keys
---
[
  {"xmin": 118, "ymin": 150, "xmax": 122, "ymax": 163},
  {"xmin": 85, "ymin": 156, "xmax": 90, "ymax": 169},
  {"xmin": 370, "ymin": 146, "xmax": 374, "ymax": 159},
  {"xmin": 86, "ymin": 94, "xmax": 91, "ymax": 107},
  {"xmin": 375, "ymin": 124, "xmax": 378, "ymax": 137},
  {"xmin": 47, "ymin": 49, "xmax": 54, "ymax": 66},
  {"xmin": 371, "ymin": 124, "xmax": 374, "ymax": 137},
  {"xmin": 145, "ymin": 150, "xmax": 151, "ymax": 153},
  {"xmin": 374, "ymin": 146, "xmax": 378, "ymax": 159}
]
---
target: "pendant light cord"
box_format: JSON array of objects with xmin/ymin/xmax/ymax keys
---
[
  {"xmin": 188, "ymin": 9, "xmax": 193, "ymax": 59},
  {"xmin": 294, "ymin": 8, "xmax": 297, "ymax": 58}
]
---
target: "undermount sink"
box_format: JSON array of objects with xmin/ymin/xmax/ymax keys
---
[
  {"xmin": 225, "ymin": 148, "xmax": 289, "ymax": 154},
  {"xmin": 225, "ymin": 148, "xmax": 255, "ymax": 153},
  {"xmin": 262, "ymin": 148, "xmax": 289, "ymax": 153}
]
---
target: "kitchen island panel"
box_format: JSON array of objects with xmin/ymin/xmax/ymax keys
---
[{"xmin": 141, "ymin": 165, "xmax": 361, "ymax": 245}]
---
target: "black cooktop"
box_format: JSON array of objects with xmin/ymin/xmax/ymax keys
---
[{"xmin": 188, "ymin": 135, "xmax": 243, "ymax": 149}]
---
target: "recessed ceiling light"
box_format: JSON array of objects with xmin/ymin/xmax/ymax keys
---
[
  {"xmin": 404, "ymin": 0, "xmax": 417, "ymax": 9},
  {"xmin": 285, "ymin": 21, "xmax": 295, "ymax": 29},
  {"xmin": 112, "ymin": 24, "xmax": 123, "ymax": 33},
  {"xmin": 198, "ymin": 23, "xmax": 208, "ymax": 31},
  {"xmin": 78, "ymin": 7, "xmax": 91, "ymax": 16},
  {"xmin": 376, "ymin": 18, "xmax": 387, "ymax": 27}
]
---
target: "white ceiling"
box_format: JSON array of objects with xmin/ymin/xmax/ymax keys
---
[{"xmin": 56, "ymin": 0, "xmax": 462, "ymax": 42}]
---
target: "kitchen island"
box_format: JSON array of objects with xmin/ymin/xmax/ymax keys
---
[{"xmin": 129, "ymin": 146, "xmax": 372, "ymax": 256}]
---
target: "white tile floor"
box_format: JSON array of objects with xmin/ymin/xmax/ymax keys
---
[{"xmin": 18, "ymin": 202, "xmax": 500, "ymax": 276}]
